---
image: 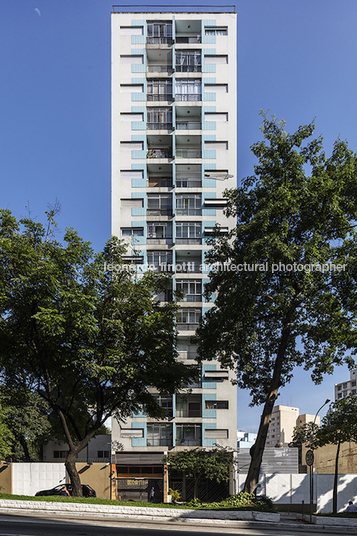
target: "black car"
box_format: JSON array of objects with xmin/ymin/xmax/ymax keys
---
[{"xmin": 35, "ymin": 484, "xmax": 96, "ymax": 497}]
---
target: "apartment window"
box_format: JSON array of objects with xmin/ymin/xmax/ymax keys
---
[
  {"xmin": 176, "ymin": 194, "xmax": 201, "ymax": 215},
  {"xmin": 147, "ymin": 22, "xmax": 172, "ymax": 44},
  {"xmin": 147, "ymin": 251, "xmax": 173, "ymax": 271},
  {"xmin": 338, "ymin": 393, "xmax": 342, "ymax": 399},
  {"xmin": 176, "ymin": 424, "xmax": 201, "ymax": 446},
  {"xmin": 147, "ymin": 108, "xmax": 172, "ymax": 130},
  {"xmin": 204, "ymin": 27, "xmax": 228, "ymax": 36},
  {"xmin": 147, "ymin": 193, "xmax": 172, "ymax": 215},
  {"xmin": 352, "ymin": 381, "xmax": 356, "ymax": 387},
  {"xmin": 147, "ymin": 79, "xmax": 173, "ymax": 101},
  {"xmin": 147, "ymin": 423, "xmax": 173, "ymax": 447},
  {"xmin": 121, "ymin": 228, "xmax": 144, "ymax": 237},
  {"xmin": 154, "ymin": 395, "xmax": 173, "ymax": 417},
  {"xmin": 353, "ymin": 389, "xmax": 357, "ymax": 394},
  {"xmin": 175, "ymin": 79, "xmax": 201, "ymax": 101},
  {"xmin": 176, "ymin": 280, "xmax": 202, "ymax": 302},
  {"xmin": 205, "ymin": 400, "xmax": 229, "ymax": 410},
  {"xmin": 343, "ymin": 383, "xmax": 347, "ymax": 388},
  {"xmin": 177, "ymin": 308, "xmax": 201, "ymax": 328},
  {"xmin": 175, "ymin": 51, "xmax": 201, "ymax": 72},
  {"xmin": 97, "ymin": 451, "xmax": 110, "ymax": 458},
  {"xmin": 337, "ymin": 385, "xmax": 342, "ymax": 390},
  {"xmin": 147, "ymin": 222, "xmax": 172, "ymax": 239},
  {"xmin": 176, "ymin": 164, "xmax": 201, "ymax": 187},
  {"xmin": 176, "ymin": 222, "xmax": 201, "ymax": 244}
]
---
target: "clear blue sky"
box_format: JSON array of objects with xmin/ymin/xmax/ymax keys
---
[{"xmin": 1, "ymin": 0, "xmax": 356, "ymax": 432}]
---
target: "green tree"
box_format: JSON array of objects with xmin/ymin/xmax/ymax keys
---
[
  {"xmin": 0, "ymin": 408, "xmax": 14, "ymax": 459},
  {"xmin": 1, "ymin": 390, "xmax": 53, "ymax": 462},
  {"xmin": 289, "ymin": 422, "xmax": 319, "ymax": 464},
  {"xmin": 195, "ymin": 113, "xmax": 357, "ymax": 494},
  {"xmin": 0, "ymin": 209, "xmax": 197, "ymax": 495},
  {"xmin": 164, "ymin": 447, "xmax": 233, "ymax": 500},
  {"xmin": 316, "ymin": 396, "xmax": 357, "ymax": 514}
]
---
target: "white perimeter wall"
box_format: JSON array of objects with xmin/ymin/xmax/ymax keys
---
[
  {"xmin": 12, "ymin": 463, "xmax": 66, "ymax": 496},
  {"xmin": 236, "ymin": 473, "xmax": 357, "ymax": 513}
]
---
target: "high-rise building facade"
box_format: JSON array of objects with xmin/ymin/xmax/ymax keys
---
[
  {"xmin": 335, "ymin": 369, "xmax": 357, "ymax": 400},
  {"xmin": 111, "ymin": 7, "xmax": 237, "ymax": 459}
]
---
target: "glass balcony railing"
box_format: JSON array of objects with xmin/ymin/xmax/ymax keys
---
[
  {"xmin": 146, "ymin": 37, "xmax": 173, "ymax": 45},
  {"xmin": 147, "ymin": 64, "xmax": 174, "ymax": 73},
  {"xmin": 175, "ymin": 409, "xmax": 202, "ymax": 418},
  {"xmin": 175, "ymin": 36, "xmax": 201, "ymax": 44},
  {"xmin": 177, "ymin": 322, "xmax": 199, "ymax": 331},
  {"xmin": 175, "ymin": 149, "xmax": 201, "ymax": 159},
  {"xmin": 175, "ymin": 439, "xmax": 201, "ymax": 446},
  {"xmin": 176, "ymin": 121, "xmax": 201, "ymax": 130},
  {"xmin": 147, "ymin": 148, "xmax": 172, "ymax": 159},
  {"xmin": 175, "ymin": 64, "xmax": 201, "ymax": 73},
  {"xmin": 148, "ymin": 177, "xmax": 172, "ymax": 187},
  {"xmin": 147, "ymin": 122, "xmax": 172, "ymax": 130},
  {"xmin": 147, "ymin": 93, "xmax": 173, "ymax": 102},
  {"xmin": 147, "ymin": 208, "xmax": 173, "ymax": 216},
  {"xmin": 179, "ymin": 294, "xmax": 202, "ymax": 302},
  {"xmin": 176, "ymin": 177, "xmax": 202, "ymax": 188},
  {"xmin": 175, "ymin": 94, "xmax": 202, "ymax": 102},
  {"xmin": 175, "ymin": 237, "xmax": 202, "ymax": 245}
]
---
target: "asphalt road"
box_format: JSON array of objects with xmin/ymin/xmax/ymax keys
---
[{"xmin": 0, "ymin": 512, "xmax": 352, "ymax": 536}]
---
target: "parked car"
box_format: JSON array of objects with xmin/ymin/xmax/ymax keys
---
[{"xmin": 35, "ymin": 484, "xmax": 96, "ymax": 497}]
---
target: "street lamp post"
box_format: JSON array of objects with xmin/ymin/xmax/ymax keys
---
[{"xmin": 309, "ymin": 398, "xmax": 330, "ymax": 522}]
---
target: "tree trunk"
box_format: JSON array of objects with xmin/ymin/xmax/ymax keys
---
[
  {"xmin": 193, "ymin": 473, "xmax": 202, "ymax": 500},
  {"xmin": 65, "ymin": 450, "xmax": 83, "ymax": 497},
  {"xmin": 333, "ymin": 438, "xmax": 341, "ymax": 514},
  {"xmin": 243, "ymin": 306, "xmax": 296, "ymax": 494}
]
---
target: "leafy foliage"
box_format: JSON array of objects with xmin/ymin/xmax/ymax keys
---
[
  {"xmin": 195, "ymin": 113, "xmax": 357, "ymax": 493},
  {"xmin": 289, "ymin": 422, "xmax": 319, "ymax": 463},
  {"xmin": 0, "ymin": 209, "xmax": 198, "ymax": 494},
  {"xmin": 164, "ymin": 447, "xmax": 233, "ymax": 500}
]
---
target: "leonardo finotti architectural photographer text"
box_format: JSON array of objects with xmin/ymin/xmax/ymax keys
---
[{"xmin": 103, "ymin": 261, "xmax": 347, "ymax": 273}]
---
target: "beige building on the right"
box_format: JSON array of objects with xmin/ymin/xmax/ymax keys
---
[{"xmin": 266, "ymin": 405, "xmax": 320, "ymax": 447}]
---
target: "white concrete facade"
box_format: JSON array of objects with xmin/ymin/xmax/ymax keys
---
[{"xmin": 111, "ymin": 8, "xmax": 237, "ymax": 454}]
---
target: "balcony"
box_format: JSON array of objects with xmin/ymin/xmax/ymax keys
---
[{"xmin": 175, "ymin": 64, "xmax": 201, "ymax": 73}]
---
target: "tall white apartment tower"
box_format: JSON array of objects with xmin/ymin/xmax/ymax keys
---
[{"xmin": 111, "ymin": 6, "xmax": 237, "ymax": 465}]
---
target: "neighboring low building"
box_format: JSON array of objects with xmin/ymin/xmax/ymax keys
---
[
  {"xmin": 302, "ymin": 441, "xmax": 357, "ymax": 474},
  {"xmin": 335, "ymin": 369, "xmax": 357, "ymax": 400},
  {"xmin": 43, "ymin": 435, "xmax": 111, "ymax": 463}
]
